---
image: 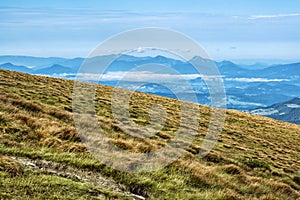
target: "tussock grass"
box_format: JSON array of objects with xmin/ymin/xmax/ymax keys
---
[
  {"xmin": 0, "ymin": 69, "xmax": 299, "ymax": 199},
  {"xmin": 0, "ymin": 155, "xmax": 24, "ymax": 177}
]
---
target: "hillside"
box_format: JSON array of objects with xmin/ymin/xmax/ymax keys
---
[{"xmin": 0, "ymin": 69, "xmax": 300, "ymax": 199}]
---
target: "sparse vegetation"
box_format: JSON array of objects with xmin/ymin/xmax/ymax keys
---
[{"xmin": 0, "ymin": 69, "xmax": 299, "ymax": 199}]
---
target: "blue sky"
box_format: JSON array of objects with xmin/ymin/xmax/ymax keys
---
[{"xmin": 1, "ymin": 0, "xmax": 300, "ymax": 62}]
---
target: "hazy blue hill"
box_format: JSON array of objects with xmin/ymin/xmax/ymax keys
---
[
  {"xmin": 245, "ymin": 83, "xmax": 300, "ymax": 96},
  {"xmin": 93, "ymin": 55, "xmax": 188, "ymax": 73},
  {"xmin": 240, "ymin": 62, "xmax": 269, "ymax": 70},
  {"xmin": 215, "ymin": 60, "xmax": 250, "ymax": 77},
  {"xmin": 258, "ymin": 62, "xmax": 300, "ymax": 79},
  {"xmin": 250, "ymin": 98, "xmax": 300, "ymax": 124},
  {"xmin": 46, "ymin": 57, "xmax": 84, "ymax": 70},
  {"xmin": 118, "ymin": 54, "xmax": 153, "ymax": 62},
  {"xmin": 237, "ymin": 93, "xmax": 291, "ymax": 108},
  {"xmin": 0, "ymin": 62, "xmax": 33, "ymax": 74},
  {"xmin": 0, "ymin": 56, "xmax": 67, "ymax": 68},
  {"xmin": 34, "ymin": 64, "xmax": 75, "ymax": 75}
]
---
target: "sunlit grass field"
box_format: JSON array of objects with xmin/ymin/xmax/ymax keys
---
[{"xmin": 0, "ymin": 69, "xmax": 299, "ymax": 199}]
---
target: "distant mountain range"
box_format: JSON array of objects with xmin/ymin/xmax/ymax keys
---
[
  {"xmin": 1, "ymin": 55, "xmax": 300, "ymax": 79},
  {"xmin": 1, "ymin": 55, "xmax": 299, "ymax": 124},
  {"xmin": 250, "ymin": 98, "xmax": 300, "ymax": 124},
  {"xmin": 0, "ymin": 56, "xmax": 65, "ymax": 69},
  {"xmin": 34, "ymin": 64, "xmax": 77, "ymax": 74}
]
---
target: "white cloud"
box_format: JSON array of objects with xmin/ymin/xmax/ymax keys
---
[
  {"xmin": 225, "ymin": 78, "xmax": 288, "ymax": 82},
  {"xmin": 55, "ymin": 71, "xmax": 223, "ymax": 82},
  {"xmin": 249, "ymin": 13, "xmax": 300, "ymax": 20},
  {"xmin": 76, "ymin": 71, "xmax": 201, "ymax": 81}
]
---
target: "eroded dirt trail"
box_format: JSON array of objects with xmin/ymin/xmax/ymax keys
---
[{"xmin": 11, "ymin": 156, "xmax": 146, "ymax": 200}]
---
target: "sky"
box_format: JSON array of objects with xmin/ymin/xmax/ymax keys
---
[{"xmin": 1, "ymin": 0, "xmax": 300, "ymax": 62}]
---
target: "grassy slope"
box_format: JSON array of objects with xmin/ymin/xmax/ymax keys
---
[{"xmin": 0, "ymin": 69, "xmax": 299, "ymax": 200}]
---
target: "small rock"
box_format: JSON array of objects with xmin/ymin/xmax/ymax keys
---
[
  {"xmin": 24, "ymin": 161, "xmax": 37, "ymax": 168},
  {"xmin": 131, "ymin": 194, "xmax": 145, "ymax": 200},
  {"xmin": 75, "ymin": 174, "xmax": 87, "ymax": 181}
]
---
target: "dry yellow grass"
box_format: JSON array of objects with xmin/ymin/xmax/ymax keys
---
[{"xmin": 0, "ymin": 69, "xmax": 299, "ymax": 199}]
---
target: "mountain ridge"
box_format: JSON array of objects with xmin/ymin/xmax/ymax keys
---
[{"xmin": 1, "ymin": 54, "xmax": 300, "ymax": 76}]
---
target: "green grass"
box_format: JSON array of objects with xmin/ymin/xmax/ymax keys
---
[
  {"xmin": 0, "ymin": 172, "xmax": 126, "ymax": 200},
  {"xmin": 0, "ymin": 69, "xmax": 299, "ymax": 199}
]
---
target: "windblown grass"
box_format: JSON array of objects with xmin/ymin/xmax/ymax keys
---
[{"xmin": 0, "ymin": 69, "xmax": 299, "ymax": 199}]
